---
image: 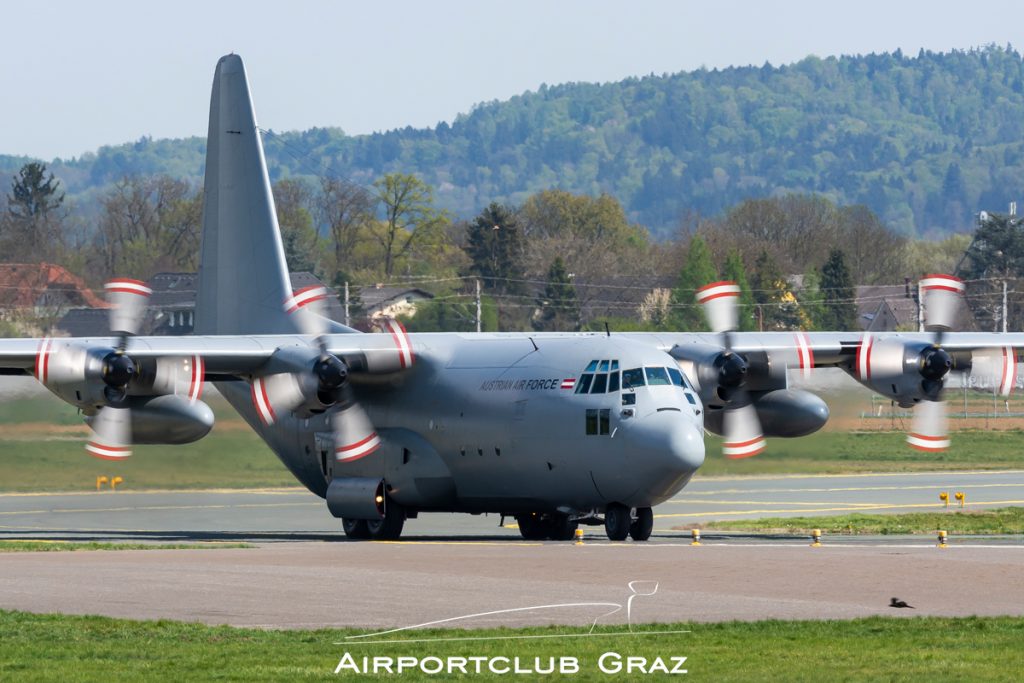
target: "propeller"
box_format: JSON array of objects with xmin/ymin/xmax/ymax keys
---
[
  {"xmin": 84, "ymin": 279, "xmax": 205, "ymax": 460},
  {"xmin": 253, "ymin": 286, "xmax": 381, "ymax": 463},
  {"xmin": 906, "ymin": 274, "xmax": 964, "ymax": 452},
  {"xmin": 696, "ymin": 281, "xmax": 766, "ymax": 459}
]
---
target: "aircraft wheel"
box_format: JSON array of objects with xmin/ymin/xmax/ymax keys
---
[
  {"xmin": 516, "ymin": 514, "xmax": 548, "ymax": 540},
  {"xmin": 367, "ymin": 501, "xmax": 405, "ymax": 541},
  {"xmin": 342, "ymin": 518, "xmax": 370, "ymax": 540},
  {"xmin": 548, "ymin": 514, "xmax": 579, "ymax": 541},
  {"xmin": 604, "ymin": 503, "xmax": 631, "ymax": 541},
  {"xmin": 629, "ymin": 507, "xmax": 654, "ymax": 541}
]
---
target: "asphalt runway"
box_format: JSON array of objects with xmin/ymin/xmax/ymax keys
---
[{"xmin": 1, "ymin": 470, "xmax": 1023, "ymax": 629}]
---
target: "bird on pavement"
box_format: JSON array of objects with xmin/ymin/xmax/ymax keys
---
[{"xmin": 890, "ymin": 598, "xmax": 915, "ymax": 609}]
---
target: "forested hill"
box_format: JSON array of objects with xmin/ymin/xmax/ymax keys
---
[{"xmin": 5, "ymin": 45, "xmax": 1024, "ymax": 238}]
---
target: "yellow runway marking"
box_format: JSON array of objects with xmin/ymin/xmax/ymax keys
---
[
  {"xmin": 0, "ymin": 502, "xmax": 321, "ymax": 516},
  {"xmin": 375, "ymin": 540, "xmax": 542, "ymax": 547},
  {"xmin": 670, "ymin": 499, "xmax": 884, "ymax": 507},
  {"xmin": 694, "ymin": 469, "xmax": 1024, "ymax": 483},
  {"xmin": 0, "ymin": 487, "xmax": 308, "ymax": 498},
  {"xmin": 678, "ymin": 482, "xmax": 1024, "ymax": 498},
  {"xmin": 655, "ymin": 499, "xmax": 1024, "ymax": 519}
]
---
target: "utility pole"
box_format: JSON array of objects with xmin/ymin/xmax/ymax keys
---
[
  {"xmin": 917, "ymin": 281, "xmax": 924, "ymax": 332},
  {"xmin": 475, "ymin": 279, "xmax": 482, "ymax": 333},
  {"xmin": 344, "ymin": 281, "xmax": 350, "ymax": 327},
  {"xmin": 1003, "ymin": 279, "xmax": 1008, "ymax": 333}
]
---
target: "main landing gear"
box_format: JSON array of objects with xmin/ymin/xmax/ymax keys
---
[
  {"xmin": 342, "ymin": 501, "xmax": 405, "ymax": 541},
  {"xmin": 604, "ymin": 503, "xmax": 653, "ymax": 542},
  {"xmin": 515, "ymin": 513, "xmax": 579, "ymax": 541}
]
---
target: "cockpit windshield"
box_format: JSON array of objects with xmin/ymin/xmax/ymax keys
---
[{"xmin": 622, "ymin": 368, "xmax": 645, "ymax": 389}]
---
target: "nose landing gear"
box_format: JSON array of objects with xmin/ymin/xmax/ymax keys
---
[
  {"xmin": 516, "ymin": 513, "xmax": 579, "ymax": 541},
  {"xmin": 604, "ymin": 503, "xmax": 653, "ymax": 541}
]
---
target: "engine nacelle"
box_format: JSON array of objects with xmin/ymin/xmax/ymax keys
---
[
  {"xmin": 703, "ymin": 389, "xmax": 829, "ymax": 438},
  {"xmin": 847, "ymin": 337, "xmax": 952, "ymax": 407},
  {"xmin": 85, "ymin": 395, "xmax": 214, "ymax": 444},
  {"xmin": 671, "ymin": 343, "xmax": 787, "ymax": 407},
  {"xmin": 325, "ymin": 476, "xmax": 385, "ymax": 520}
]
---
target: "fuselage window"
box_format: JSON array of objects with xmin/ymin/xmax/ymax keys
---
[
  {"xmin": 668, "ymin": 367, "xmax": 684, "ymax": 387},
  {"xmin": 576, "ymin": 374, "xmax": 594, "ymax": 394},
  {"xmin": 622, "ymin": 368, "xmax": 645, "ymax": 389},
  {"xmin": 599, "ymin": 408, "xmax": 610, "ymax": 435},
  {"xmin": 586, "ymin": 409, "xmax": 598, "ymax": 435},
  {"xmin": 645, "ymin": 366, "xmax": 671, "ymax": 386},
  {"xmin": 591, "ymin": 373, "xmax": 608, "ymax": 394},
  {"xmin": 586, "ymin": 408, "xmax": 611, "ymax": 435},
  {"xmin": 685, "ymin": 393, "xmax": 697, "ymax": 405},
  {"xmin": 608, "ymin": 371, "xmax": 620, "ymax": 393}
]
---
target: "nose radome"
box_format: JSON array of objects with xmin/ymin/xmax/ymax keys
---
[
  {"xmin": 666, "ymin": 419, "xmax": 705, "ymax": 472},
  {"xmin": 630, "ymin": 410, "xmax": 705, "ymax": 473}
]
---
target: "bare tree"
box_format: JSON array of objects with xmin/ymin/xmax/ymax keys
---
[{"xmin": 317, "ymin": 177, "xmax": 374, "ymax": 280}]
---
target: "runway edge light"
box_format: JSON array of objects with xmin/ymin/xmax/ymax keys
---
[
  {"xmin": 810, "ymin": 529, "xmax": 822, "ymax": 547},
  {"xmin": 96, "ymin": 476, "xmax": 108, "ymax": 492},
  {"xmin": 954, "ymin": 492, "xmax": 965, "ymax": 508},
  {"xmin": 940, "ymin": 491, "xmax": 949, "ymax": 507},
  {"xmin": 937, "ymin": 530, "xmax": 948, "ymax": 548},
  {"xmin": 691, "ymin": 529, "xmax": 702, "ymax": 546},
  {"xmin": 111, "ymin": 476, "xmax": 124, "ymax": 491}
]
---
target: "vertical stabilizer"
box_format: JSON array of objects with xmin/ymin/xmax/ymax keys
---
[{"xmin": 195, "ymin": 54, "xmax": 297, "ymax": 335}]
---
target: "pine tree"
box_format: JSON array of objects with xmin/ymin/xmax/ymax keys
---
[
  {"xmin": 533, "ymin": 256, "xmax": 579, "ymax": 331},
  {"xmin": 820, "ymin": 248, "xmax": 858, "ymax": 330},
  {"xmin": 465, "ymin": 202, "xmax": 524, "ymax": 294},
  {"xmin": 721, "ymin": 249, "xmax": 756, "ymax": 331},
  {"xmin": 3, "ymin": 162, "xmax": 65, "ymax": 260},
  {"xmin": 671, "ymin": 235, "xmax": 718, "ymax": 331}
]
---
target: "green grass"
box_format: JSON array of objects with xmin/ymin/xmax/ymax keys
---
[
  {"xmin": 693, "ymin": 506, "xmax": 1024, "ymax": 535},
  {"xmin": 1, "ymin": 610, "xmax": 1022, "ymax": 682},
  {"xmin": 0, "ymin": 540, "xmax": 252, "ymax": 552},
  {"xmin": 697, "ymin": 429, "xmax": 1024, "ymax": 477}
]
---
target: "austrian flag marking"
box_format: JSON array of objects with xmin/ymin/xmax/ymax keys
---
[{"xmin": 560, "ymin": 378, "xmax": 576, "ymax": 390}]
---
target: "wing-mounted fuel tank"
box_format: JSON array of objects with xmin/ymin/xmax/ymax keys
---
[{"xmin": 670, "ymin": 342, "xmax": 829, "ymax": 438}]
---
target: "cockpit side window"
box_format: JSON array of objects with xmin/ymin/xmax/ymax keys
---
[
  {"xmin": 591, "ymin": 373, "xmax": 608, "ymax": 394},
  {"xmin": 668, "ymin": 367, "xmax": 684, "ymax": 387},
  {"xmin": 575, "ymin": 374, "xmax": 594, "ymax": 394},
  {"xmin": 622, "ymin": 368, "xmax": 645, "ymax": 389},
  {"xmin": 608, "ymin": 371, "xmax": 620, "ymax": 393},
  {"xmin": 645, "ymin": 366, "xmax": 671, "ymax": 386}
]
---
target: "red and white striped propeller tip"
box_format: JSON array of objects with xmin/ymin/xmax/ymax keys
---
[
  {"xmin": 86, "ymin": 406, "xmax": 133, "ymax": 460},
  {"xmin": 920, "ymin": 274, "xmax": 965, "ymax": 332},
  {"xmin": 722, "ymin": 403, "xmax": 766, "ymax": 459},
  {"xmin": 907, "ymin": 399, "xmax": 949, "ymax": 452},
  {"xmin": 285, "ymin": 286, "xmax": 330, "ymax": 337},
  {"xmin": 104, "ymin": 278, "xmax": 152, "ymax": 337},
  {"xmin": 696, "ymin": 281, "xmax": 741, "ymax": 334}
]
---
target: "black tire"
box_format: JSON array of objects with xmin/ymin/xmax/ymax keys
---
[
  {"xmin": 629, "ymin": 507, "xmax": 654, "ymax": 541},
  {"xmin": 604, "ymin": 503, "xmax": 631, "ymax": 541},
  {"xmin": 342, "ymin": 518, "xmax": 370, "ymax": 540},
  {"xmin": 548, "ymin": 514, "xmax": 579, "ymax": 541},
  {"xmin": 367, "ymin": 501, "xmax": 405, "ymax": 540},
  {"xmin": 516, "ymin": 514, "xmax": 548, "ymax": 540}
]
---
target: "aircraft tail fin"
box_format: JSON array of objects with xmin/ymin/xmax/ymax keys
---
[{"xmin": 194, "ymin": 54, "xmax": 297, "ymax": 336}]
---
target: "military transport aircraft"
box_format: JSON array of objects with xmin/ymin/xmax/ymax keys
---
[{"xmin": 1, "ymin": 55, "xmax": 1021, "ymax": 542}]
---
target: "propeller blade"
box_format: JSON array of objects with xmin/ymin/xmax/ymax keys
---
[
  {"xmin": 250, "ymin": 373, "xmax": 318, "ymax": 425},
  {"xmin": 969, "ymin": 345, "xmax": 1017, "ymax": 397},
  {"xmin": 149, "ymin": 355, "xmax": 205, "ymax": 403},
  {"xmin": 104, "ymin": 279, "xmax": 152, "ymax": 339},
  {"xmin": 285, "ymin": 286, "xmax": 330, "ymax": 338},
  {"xmin": 86, "ymin": 406, "xmax": 133, "ymax": 460},
  {"xmin": 332, "ymin": 400, "xmax": 381, "ymax": 462},
  {"xmin": 696, "ymin": 281, "xmax": 740, "ymax": 334},
  {"xmin": 907, "ymin": 400, "xmax": 949, "ymax": 452},
  {"xmin": 721, "ymin": 401, "xmax": 766, "ymax": 459},
  {"xmin": 920, "ymin": 274, "xmax": 965, "ymax": 334}
]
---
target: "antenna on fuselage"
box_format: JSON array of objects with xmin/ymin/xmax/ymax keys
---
[
  {"xmin": 604, "ymin": 321, "xmax": 611, "ymax": 337},
  {"xmin": 529, "ymin": 337, "xmax": 539, "ymax": 351}
]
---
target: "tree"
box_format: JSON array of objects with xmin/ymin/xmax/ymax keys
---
[
  {"xmin": 819, "ymin": 249, "xmax": 858, "ymax": 330},
  {"xmin": 2, "ymin": 162, "xmax": 66, "ymax": 261},
  {"xmin": 317, "ymin": 177, "xmax": 374, "ymax": 281},
  {"xmin": 670, "ymin": 235, "xmax": 718, "ymax": 331},
  {"xmin": 533, "ymin": 256, "xmax": 579, "ymax": 331},
  {"xmin": 750, "ymin": 250, "xmax": 802, "ymax": 330},
  {"xmin": 465, "ymin": 202, "xmax": 524, "ymax": 294},
  {"xmin": 273, "ymin": 179, "xmax": 321, "ymax": 274},
  {"xmin": 371, "ymin": 173, "xmax": 446, "ymax": 279},
  {"xmin": 721, "ymin": 249, "xmax": 756, "ymax": 331}
]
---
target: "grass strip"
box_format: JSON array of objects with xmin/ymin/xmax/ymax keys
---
[
  {"xmin": 0, "ymin": 610, "xmax": 1022, "ymax": 681},
  {"xmin": 688, "ymin": 506, "xmax": 1024, "ymax": 535},
  {"xmin": 0, "ymin": 540, "xmax": 252, "ymax": 552}
]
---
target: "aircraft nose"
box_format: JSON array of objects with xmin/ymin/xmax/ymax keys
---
[{"xmin": 629, "ymin": 410, "xmax": 705, "ymax": 477}]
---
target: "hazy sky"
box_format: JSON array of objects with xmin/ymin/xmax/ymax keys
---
[{"xmin": 3, "ymin": 1, "xmax": 1023, "ymax": 160}]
